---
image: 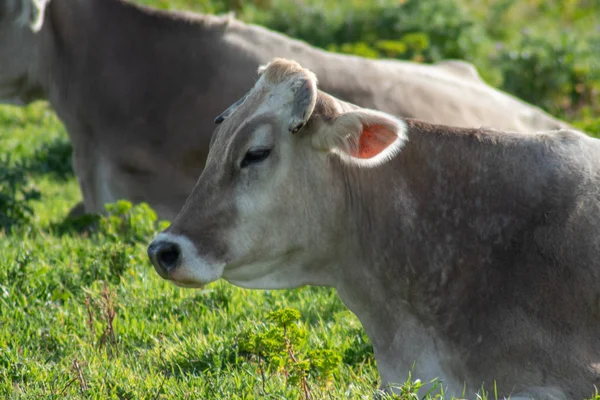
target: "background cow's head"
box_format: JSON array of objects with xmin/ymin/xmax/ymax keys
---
[
  {"xmin": 147, "ymin": 58, "xmax": 407, "ymax": 290},
  {"xmin": 0, "ymin": 0, "xmax": 48, "ymax": 105}
]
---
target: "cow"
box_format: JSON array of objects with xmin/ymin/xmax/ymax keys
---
[
  {"xmin": 147, "ymin": 58, "xmax": 600, "ymax": 399},
  {"xmin": 0, "ymin": 0, "xmax": 571, "ymax": 220}
]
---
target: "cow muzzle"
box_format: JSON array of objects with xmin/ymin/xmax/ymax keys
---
[{"xmin": 148, "ymin": 239, "xmax": 182, "ymax": 278}]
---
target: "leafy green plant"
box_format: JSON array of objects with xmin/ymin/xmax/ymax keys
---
[
  {"xmin": 99, "ymin": 200, "xmax": 170, "ymax": 245},
  {"xmin": 0, "ymin": 155, "xmax": 41, "ymax": 232},
  {"xmin": 237, "ymin": 308, "xmax": 342, "ymax": 398},
  {"xmin": 24, "ymin": 137, "xmax": 74, "ymax": 181},
  {"xmin": 493, "ymin": 31, "xmax": 600, "ymax": 118},
  {"xmin": 382, "ymin": 372, "xmax": 444, "ymax": 400},
  {"xmin": 255, "ymin": 0, "xmax": 484, "ymax": 64},
  {"xmin": 574, "ymin": 116, "xmax": 600, "ymax": 138},
  {"xmin": 248, "ymin": 0, "xmax": 599, "ymax": 118}
]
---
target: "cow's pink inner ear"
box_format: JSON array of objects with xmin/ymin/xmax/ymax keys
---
[{"xmin": 353, "ymin": 124, "xmax": 398, "ymax": 159}]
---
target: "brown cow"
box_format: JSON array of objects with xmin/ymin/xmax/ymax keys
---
[
  {"xmin": 148, "ymin": 59, "xmax": 600, "ymax": 399},
  {"xmin": 0, "ymin": 0, "xmax": 570, "ymax": 219}
]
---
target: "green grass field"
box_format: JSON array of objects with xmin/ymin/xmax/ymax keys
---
[{"xmin": 1, "ymin": 0, "xmax": 599, "ymax": 398}]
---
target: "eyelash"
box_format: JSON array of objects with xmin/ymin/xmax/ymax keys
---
[{"xmin": 240, "ymin": 148, "xmax": 272, "ymax": 168}]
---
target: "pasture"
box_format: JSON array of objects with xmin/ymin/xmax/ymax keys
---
[{"xmin": 1, "ymin": 0, "xmax": 599, "ymax": 398}]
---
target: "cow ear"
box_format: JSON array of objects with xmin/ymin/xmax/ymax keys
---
[
  {"xmin": 313, "ymin": 109, "xmax": 407, "ymax": 167},
  {"xmin": 258, "ymin": 58, "xmax": 317, "ymax": 134},
  {"xmin": 286, "ymin": 73, "xmax": 317, "ymax": 134},
  {"xmin": 13, "ymin": 0, "xmax": 48, "ymax": 32}
]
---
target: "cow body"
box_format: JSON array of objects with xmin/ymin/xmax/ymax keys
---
[
  {"xmin": 335, "ymin": 120, "xmax": 600, "ymax": 398},
  {"xmin": 148, "ymin": 59, "xmax": 600, "ymax": 398},
  {"xmin": 0, "ymin": 0, "xmax": 570, "ymax": 218}
]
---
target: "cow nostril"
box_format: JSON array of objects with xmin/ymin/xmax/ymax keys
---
[{"xmin": 151, "ymin": 241, "xmax": 181, "ymax": 272}]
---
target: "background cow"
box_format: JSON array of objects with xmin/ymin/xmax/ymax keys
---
[
  {"xmin": 0, "ymin": 0, "xmax": 570, "ymax": 219},
  {"xmin": 148, "ymin": 59, "xmax": 600, "ymax": 399}
]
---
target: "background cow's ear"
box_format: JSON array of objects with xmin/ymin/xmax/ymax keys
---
[
  {"xmin": 312, "ymin": 109, "xmax": 407, "ymax": 167},
  {"xmin": 287, "ymin": 73, "xmax": 317, "ymax": 134},
  {"xmin": 13, "ymin": 0, "xmax": 48, "ymax": 32}
]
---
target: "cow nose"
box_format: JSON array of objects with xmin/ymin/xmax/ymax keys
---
[{"xmin": 148, "ymin": 240, "xmax": 182, "ymax": 275}]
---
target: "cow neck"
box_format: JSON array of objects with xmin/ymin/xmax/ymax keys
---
[
  {"xmin": 330, "ymin": 123, "xmax": 492, "ymax": 387},
  {"xmin": 329, "ymin": 145, "xmax": 416, "ymax": 343},
  {"xmin": 332, "ymin": 121, "xmax": 487, "ymax": 297},
  {"xmin": 334, "ymin": 120, "xmax": 546, "ymax": 349}
]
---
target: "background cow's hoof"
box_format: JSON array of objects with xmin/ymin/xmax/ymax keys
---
[
  {"xmin": 53, "ymin": 201, "xmax": 100, "ymax": 235},
  {"xmin": 66, "ymin": 201, "xmax": 87, "ymax": 219}
]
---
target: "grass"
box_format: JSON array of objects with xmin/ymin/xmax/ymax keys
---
[{"xmin": 1, "ymin": 0, "xmax": 599, "ymax": 398}]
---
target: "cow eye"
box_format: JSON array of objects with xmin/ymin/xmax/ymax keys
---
[{"xmin": 241, "ymin": 147, "xmax": 271, "ymax": 168}]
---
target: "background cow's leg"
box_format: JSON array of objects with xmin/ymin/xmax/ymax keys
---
[
  {"xmin": 71, "ymin": 144, "xmax": 97, "ymax": 214},
  {"xmin": 70, "ymin": 141, "xmax": 114, "ymax": 215}
]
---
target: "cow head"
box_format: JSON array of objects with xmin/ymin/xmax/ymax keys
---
[
  {"xmin": 0, "ymin": 0, "xmax": 48, "ymax": 105},
  {"xmin": 147, "ymin": 58, "xmax": 407, "ymax": 290}
]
